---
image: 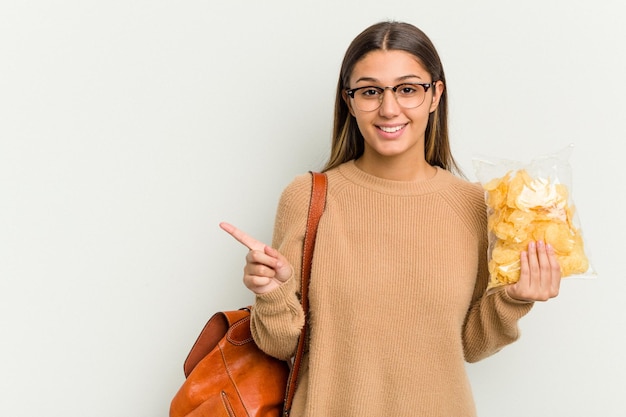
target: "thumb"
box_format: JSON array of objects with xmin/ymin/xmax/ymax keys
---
[{"xmin": 264, "ymin": 246, "xmax": 293, "ymax": 282}]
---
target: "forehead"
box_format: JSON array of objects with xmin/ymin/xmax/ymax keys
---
[{"xmin": 350, "ymin": 49, "xmax": 430, "ymax": 83}]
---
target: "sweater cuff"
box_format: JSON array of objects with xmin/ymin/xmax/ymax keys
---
[
  {"xmin": 498, "ymin": 286, "xmax": 536, "ymax": 305},
  {"xmin": 253, "ymin": 275, "xmax": 303, "ymax": 318},
  {"xmin": 490, "ymin": 287, "xmax": 535, "ymax": 323}
]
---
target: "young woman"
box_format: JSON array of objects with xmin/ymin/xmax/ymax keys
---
[{"xmin": 220, "ymin": 21, "xmax": 560, "ymax": 417}]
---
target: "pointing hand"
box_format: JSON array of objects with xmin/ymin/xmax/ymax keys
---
[{"xmin": 219, "ymin": 222, "xmax": 294, "ymax": 294}]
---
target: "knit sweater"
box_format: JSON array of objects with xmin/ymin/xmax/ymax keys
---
[{"xmin": 251, "ymin": 160, "xmax": 533, "ymax": 417}]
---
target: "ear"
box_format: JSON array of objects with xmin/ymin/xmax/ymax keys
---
[
  {"xmin": 429, "ymin": 81, "xmax": 444, "ymax": 113},
  {"xmin": 343, "ymin": 90, "xmax": 356, "ymax": 116}
]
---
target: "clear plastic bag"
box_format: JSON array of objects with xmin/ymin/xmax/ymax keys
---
[{"xmin": 473, "ymin": 145, "xmax": 595, "ymax": 291}]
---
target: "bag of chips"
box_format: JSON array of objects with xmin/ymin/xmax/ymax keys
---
[{"xmin": 473, "ymin": 145, "xmax": 595, "ymax": 291}]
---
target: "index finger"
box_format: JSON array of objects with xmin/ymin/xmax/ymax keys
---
[{"xmin": 219, "ymin": 222, "xmax": 266, "ymax": 251}]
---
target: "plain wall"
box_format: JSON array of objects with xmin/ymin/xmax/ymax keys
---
[{"xmin": 1, "ymin": 1, "xmax": 625, "ymax": 416}]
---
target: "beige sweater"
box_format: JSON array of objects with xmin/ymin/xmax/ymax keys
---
[{"xmin": 251, "ymin": 161, "xmax": 533, "ymax": 417}]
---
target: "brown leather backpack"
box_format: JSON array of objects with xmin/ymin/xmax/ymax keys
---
[{"xmin": 169, "ymin": 308, "xmax": 290, "ymax": 417}]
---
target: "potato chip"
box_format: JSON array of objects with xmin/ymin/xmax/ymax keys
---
[
  {"xmin": 544, "ymin": 222, "xmax": 576, "ymax": 254},
  {"xmin": 492, "ymin": 244, "xmax": 519, "ymax": 265},
  {"xmin": 484, "ymin": 173, "xmax": 510, "ymax": 208}
]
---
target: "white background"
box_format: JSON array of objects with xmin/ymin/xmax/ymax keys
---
[{"xmin": 1, "ymin": 1, "xmax": 625, "ymax": 416}]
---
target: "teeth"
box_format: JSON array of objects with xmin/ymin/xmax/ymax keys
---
[{"xmin": 379, "ymin": 125, "xmax": 404, "ymax": 133}]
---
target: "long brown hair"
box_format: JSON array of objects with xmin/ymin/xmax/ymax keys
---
[{"xmin": 323, "ymin": 21, "xmax": 461, "ymax": 175}]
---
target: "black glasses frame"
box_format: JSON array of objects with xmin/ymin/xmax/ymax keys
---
[
  {"xmin": 346, "ymin": 82, "xmax": 433, "ymax": 98},
  {"xmin": 345, "ymin": 82, "xmax": 433, "ymax": 111}
]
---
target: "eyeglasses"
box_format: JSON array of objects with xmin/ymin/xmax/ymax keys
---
[{"xmin": 345, "ymin": 82, "xmax": 433, "ymax": 112}]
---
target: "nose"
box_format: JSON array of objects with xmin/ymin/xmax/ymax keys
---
[{"xmin": 378, "ymin": 88, "xmax": 401, "ymax": 117}]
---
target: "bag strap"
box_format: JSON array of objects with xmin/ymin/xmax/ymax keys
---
[{"xmin": 283, "ymin": 171, "xmax": 327, "ymax": 416}]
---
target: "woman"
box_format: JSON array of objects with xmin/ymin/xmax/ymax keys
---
[{"xmin": 220, "ymin": 21, "xmax": 560, "ymax": 417}]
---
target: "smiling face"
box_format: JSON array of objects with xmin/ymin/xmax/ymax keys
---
[{"xmin": 345, "ymin": 49, "xmax": 444, "ymax": 168}]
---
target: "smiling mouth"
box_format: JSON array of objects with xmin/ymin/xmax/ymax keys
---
[{"xmin": 378, "ymin": 124, "xmax": 406, "ymax": 133}]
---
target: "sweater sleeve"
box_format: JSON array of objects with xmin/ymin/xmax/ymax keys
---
[
  {"xmin": 460, "ymin": 182, "xmax": 534, "ymax": 363},
  {"xmin": 462, "ymin": 288, "xmax": 534, "ymax": 363},
  {"xmin": 249, "ymin": 174, "xmax": 311, "ymax": 360}
]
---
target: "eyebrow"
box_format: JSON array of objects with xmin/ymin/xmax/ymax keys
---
[{"xmin": 353, "ymin": 74, "xmax": 423, "ymax": 84}]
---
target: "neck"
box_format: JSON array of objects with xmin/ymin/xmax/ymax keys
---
[{"xmin": 355, "ymin": 154, "xmax": 436, "ymax": 181}]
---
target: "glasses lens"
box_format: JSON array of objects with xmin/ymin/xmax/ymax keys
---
[
  {"xmin": 353, "ymin": 87, "xmax": 383, "ymax": 112},
  {"xmin": 395, "ymin": 84, "xmax": 426, "ymax": 109}
]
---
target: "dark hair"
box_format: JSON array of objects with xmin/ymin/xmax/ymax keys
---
[{"xmin": 323, "ymin": 21, "xmax": 461, "ymax": 175}]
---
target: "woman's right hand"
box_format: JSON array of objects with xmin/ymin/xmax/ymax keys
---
[{"xmin": 219, "ymin": 222, "xmax": 293, "ymax": 294}]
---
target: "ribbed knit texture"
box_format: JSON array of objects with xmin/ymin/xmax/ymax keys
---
[{"xmin": 251, "ymin": 161, "xmax": 533, "ymax": 417}]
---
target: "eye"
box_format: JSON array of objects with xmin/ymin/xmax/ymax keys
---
[
  {"xmin": 396, "ymin": 84, "xmax": 418, "ymax": 96},
  {"xmin": 360, "ymin": 87, "xmax": 383, "ymax": 98}
]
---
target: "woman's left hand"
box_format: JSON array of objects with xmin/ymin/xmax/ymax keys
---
[{"xmin": 506, "ymin": 240, "xmax": 561, "ymax": 302}]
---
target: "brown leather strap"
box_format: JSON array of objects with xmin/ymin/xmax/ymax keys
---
[{"xmin": 283, "ymin": 171, "xmax": 327, "ymax": 416}]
